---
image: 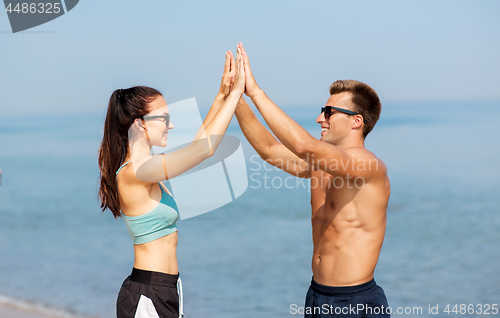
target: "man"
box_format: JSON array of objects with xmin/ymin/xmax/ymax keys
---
[{"xmin": 235, "ymin": 43, "xmax": 390, "ymax": 318}]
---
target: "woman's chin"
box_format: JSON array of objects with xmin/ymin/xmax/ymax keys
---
[{"xmin": 152, "ymin": 139, "xmax": 168, "ymax": 148}]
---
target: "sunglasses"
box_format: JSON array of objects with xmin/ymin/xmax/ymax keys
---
[
  {"xmin": 141, "ymin": 114, "xmax": 170, "ymax": 127},
  {"xmin": 321, "ymin": 106, "xmax": 367, "ymax": 123}
]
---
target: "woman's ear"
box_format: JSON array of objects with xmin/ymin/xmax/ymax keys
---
[
  {"xmin": 139, "ymin": 118, "xmax": 150, "ymax": 141},
  {"xmin": 134, "ymin": 118, "xmax": 147, "ymax": 132},
  {"xmin": 128, "ymin": 119, "xmax": 150, "ymax": 142}
]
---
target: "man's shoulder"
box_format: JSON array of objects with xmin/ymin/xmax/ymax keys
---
[
  {"xmin": 342, "ymin": 147, "xmax": 387, "ymax": 177},
  {"xmin": 342, "ymin": 146, "xmax": 381, "ymax": 161}
]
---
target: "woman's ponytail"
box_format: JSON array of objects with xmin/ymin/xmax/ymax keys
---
[{"xmin": 98, "ymin": 86, "xmax": 162, "ymax": 217}]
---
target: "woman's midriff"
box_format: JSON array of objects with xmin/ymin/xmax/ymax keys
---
[{"xmin": 133, "ymin": 231, "xmax": 179, "ymax": 274}]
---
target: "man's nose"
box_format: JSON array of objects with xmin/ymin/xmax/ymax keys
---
[{"xmin": 316, "ymin": 112, "xmax": 325, "ymax": 123}]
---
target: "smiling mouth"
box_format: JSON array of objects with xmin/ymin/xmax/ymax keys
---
[{"xmin": 320, "ymin": 123, "xmax": 332, "ymax": 137}]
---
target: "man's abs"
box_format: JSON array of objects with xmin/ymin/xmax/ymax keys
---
[{"xmin": 310, "ymin": 223, "xmax": 384, "ymax": 286}]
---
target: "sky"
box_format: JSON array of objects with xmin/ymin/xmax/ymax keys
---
[{"xmin": 0, "ymin": 0, "xmax": 499, "ymax": 116}]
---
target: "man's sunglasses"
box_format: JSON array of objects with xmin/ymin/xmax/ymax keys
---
[
  {"xmin": 141, "ymin": 114, "xmax": 170, "ymax": 127},
  {"xmin": 321, "ymin": 106, "xmax": 366, "ymax": 123}
]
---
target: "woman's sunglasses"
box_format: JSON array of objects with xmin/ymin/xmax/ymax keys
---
[
  {"xmin": 141, "ymin": 114, "xmax": 170, "ymax": 127},
  {"xmin": 321, "ymin": 106, "xmax": 366, "ymax": 123}
]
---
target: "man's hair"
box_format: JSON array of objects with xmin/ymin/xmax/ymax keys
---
[{"xmin": 329, "ymin": 80, "xmax": 381, "ymax": 138}]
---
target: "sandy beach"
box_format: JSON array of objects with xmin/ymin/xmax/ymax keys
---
[
  {"xmin": 0, "ymin": 303, "xmax": 58, "ymax": 318},
  {"xmin": 0, "ymin": 296, "xmax": 87, "ymax": 318}
]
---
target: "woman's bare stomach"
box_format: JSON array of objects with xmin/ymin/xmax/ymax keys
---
[{"xmin": 132, "ymin": 231, "xmax": 179, "ymax": 274}]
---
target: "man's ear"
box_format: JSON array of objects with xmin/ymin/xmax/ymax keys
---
[{"xmin": 352, "ymin": 115, "xmax": 364, "ymax": 130}]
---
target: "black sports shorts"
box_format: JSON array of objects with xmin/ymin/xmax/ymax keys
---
[
  {"xmin": 116, "ymin": 268, "xmax": 182, "ymax": 318},
  {"xmin": 304, "ymin": 277, "xmax": 390, "ymax": 317}
]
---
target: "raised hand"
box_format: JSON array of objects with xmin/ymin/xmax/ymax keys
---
[
  {"xmin": 238, "ymin": 42, "xmax": 261, "ymax": 97},
  {"xmin": 218, "ymin": 50, "xmax": 235, "ymax": 98},
  {"xmin": 232, "ymin": 47, "xmax": 246, "ymax": 95}
]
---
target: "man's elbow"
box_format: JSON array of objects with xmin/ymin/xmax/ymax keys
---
[{"xmin": 293, "ymin": 140, "xmax": 314, "ymax": 159}]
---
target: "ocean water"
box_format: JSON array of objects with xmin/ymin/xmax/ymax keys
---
[{"xmin": 0, "ymin": 101, "xmax": 499, "ymax": 317}]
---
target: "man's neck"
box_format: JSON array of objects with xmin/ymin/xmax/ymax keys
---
[{"xmin": 335, "ymin": 135, "xmax": 365, "ymax": 150}]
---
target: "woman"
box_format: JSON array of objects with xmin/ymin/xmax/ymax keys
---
[{"xmin": 98, "ymin": 49, "xmax": 244, "ymax": 318}]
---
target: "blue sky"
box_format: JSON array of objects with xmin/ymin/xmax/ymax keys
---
[{"xmin": 0, "ymin": 0, "xmax": 499, "ymax": 115}]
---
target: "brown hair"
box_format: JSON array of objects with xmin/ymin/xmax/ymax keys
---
[
  {"xmin": 329, "ymin": 80, "xmax": 381, "ymax": 138},
  {"xmin": 98, "ymin": 86, "xmax": 162, "ymax": 218}
]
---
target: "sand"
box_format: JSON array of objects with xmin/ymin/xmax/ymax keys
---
[{"xmin": 0, "ymin": 303, "xmax": 59, "ymax": 318}]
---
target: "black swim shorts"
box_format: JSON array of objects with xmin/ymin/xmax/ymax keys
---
[
  {"xmin": 116, "ymin": 268, "xmax": 183, "ymax": 318},
  {"xmin": 304, "ymin": 277, "xmax": 390, "ymax": 317}
]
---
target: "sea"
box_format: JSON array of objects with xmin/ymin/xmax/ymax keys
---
[{"xmin": 0, "ymin": 100, "xmax": 499, "ymax": 318}]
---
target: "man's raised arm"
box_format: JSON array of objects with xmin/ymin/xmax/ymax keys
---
[
  {"xmin": 235, "ymin": 97, "xmax": 310, "ymax": 178},
  {"xmin": 238, "ymin": 42, "xmax": 380, "ymax": 180}
]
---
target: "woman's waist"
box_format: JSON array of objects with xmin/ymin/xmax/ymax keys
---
[
  {"xmin": 133, "ymin": 250, "xmax": 178, "ymax": 275},
  {"xmin": 133, "ymin": 234, "xmax": 178, "ymax": 274}
]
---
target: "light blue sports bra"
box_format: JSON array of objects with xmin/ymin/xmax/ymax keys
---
[{"xmin": 116, "ymin": 161, "xmax": 179, "ymax": 245}]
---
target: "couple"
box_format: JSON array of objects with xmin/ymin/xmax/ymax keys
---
[{"xmin": 98, "ymin": 43, "xmax": 390, "ymax": 318}]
